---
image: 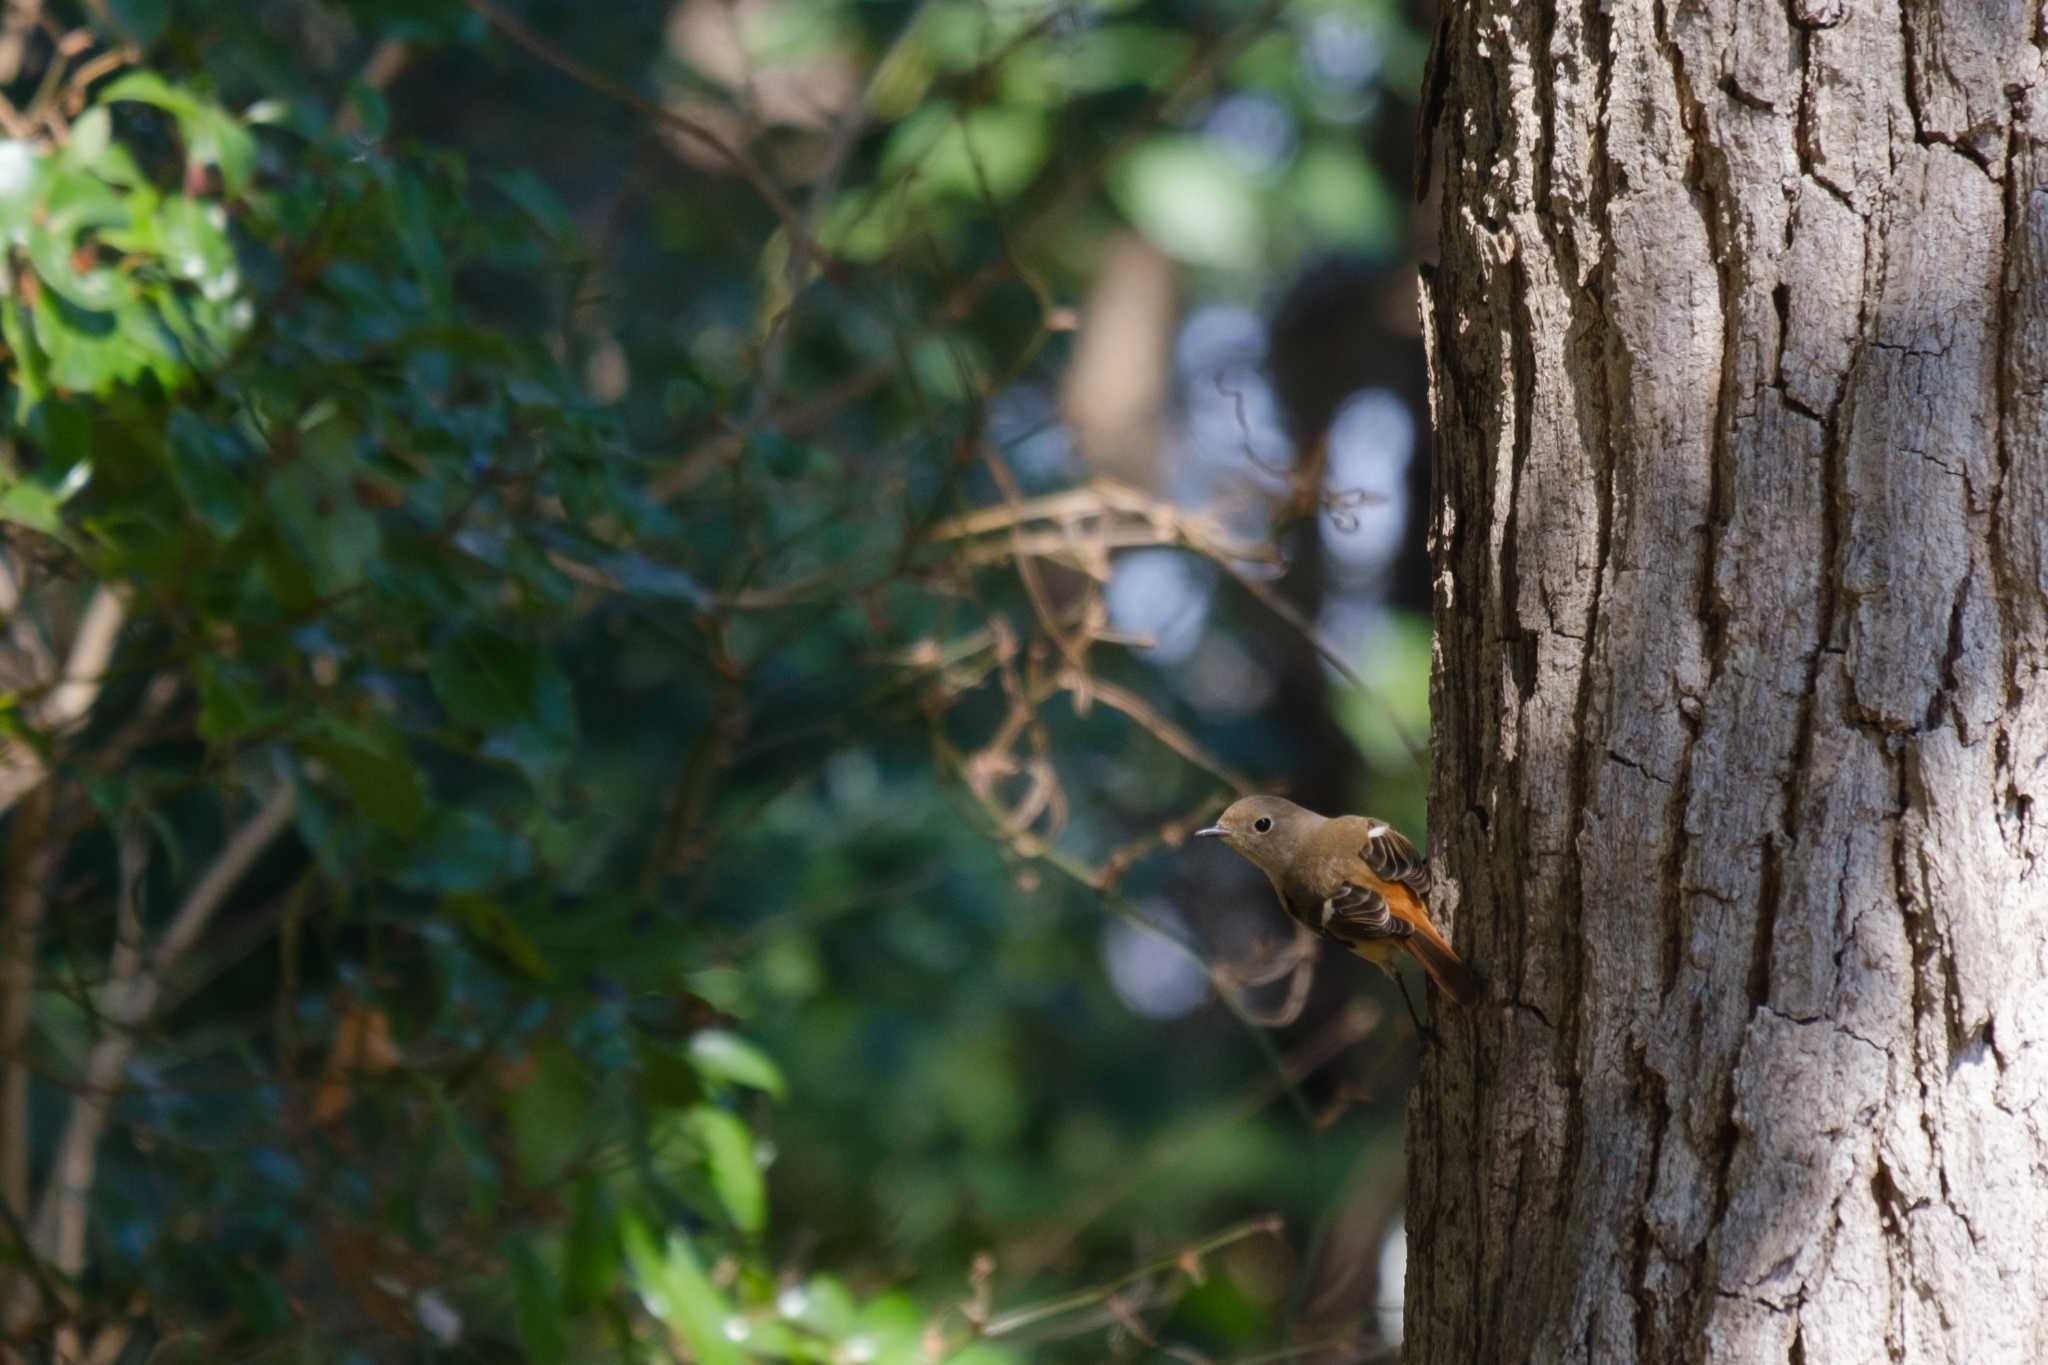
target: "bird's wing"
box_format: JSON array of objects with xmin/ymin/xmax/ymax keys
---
[
  {"xmin": 1317, "ymin": 882, "xmax": 1412, "ymax": 945},
  {"xmin": 1323, "ymin": 872, "xmax": 1485, "ymax": 1005},
  {"xmin": 1355, "ymin": 819, "xmax": 1432, "ymax": 898},
  {"xmin": 1322, "ymin": 819, "xmax": 1483, "ymax": 1004}
]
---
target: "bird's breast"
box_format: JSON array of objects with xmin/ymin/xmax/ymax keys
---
[{"xmin": 1347, "ymin": 938, "xmax": 1402, "ymax": 969}]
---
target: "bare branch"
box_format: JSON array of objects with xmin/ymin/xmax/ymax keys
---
[
  {"xmin": 1058, "ymin": 667, "xmax": 1252, "ymax": 793},
  {"xmin": 459, "ymin": 0, "xmax": 807, "ymax": 244},
  {"xmin": 0, "ymin": 1, "xmax": 42, "ymax": 88},
  {"xmin": 0, "ymin": 783, "xmax": 55, "ymax": 1225},
  {"xmin": 40, "ymin": 586, "xmax": 125, "ymax": 734},
  {"xmin": 977, "ymin": 1215, "xmax": 1285, "ymax": 1340},
  {"xmin": 30, "ymin": 783, "xmax": 297, "ymax": 1273},
  {"xmin": 0, "ymin": 584, "xmax": 130, "ymax": 822}
]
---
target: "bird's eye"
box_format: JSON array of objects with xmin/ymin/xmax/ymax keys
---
[{"xmin": 1253, "ymin": 817, "xmax": 1273, "ymax": 833}]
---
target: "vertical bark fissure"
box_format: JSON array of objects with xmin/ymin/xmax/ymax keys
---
[
  {"xmin": 1897, "ymin": 2, "xmax": 1929, "ymax": 148},
  {"xmin": 1658, "ymin": 15, "xmax": 1763, "ymax": 1354},
  {"xmin": 1986, "ymin": 106, "xmax": 2025, "ymax": 838},
  {"xmin": 1631, "ymin": 1049, "xmax": 1674, "ymax": 1356}
]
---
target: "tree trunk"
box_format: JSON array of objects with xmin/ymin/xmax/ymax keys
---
[{"xmin": 1410, "ymin": 1, "xmax": 2048, "ymax": 1360}]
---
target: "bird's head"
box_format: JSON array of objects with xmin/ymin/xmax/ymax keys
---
[{"xmin": 1193, "ymin": 794, "xmax": 1321, "ymax": 873}]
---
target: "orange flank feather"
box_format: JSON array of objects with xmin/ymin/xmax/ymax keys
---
[{"xmin": 1375, "ymin": 883, "xmax": 1483, "ymax": 1006}]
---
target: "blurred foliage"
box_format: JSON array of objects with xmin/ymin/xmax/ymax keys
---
[{"xmin": 0, "ymin": 0, "xmax": 1430, "ymax": 1361}]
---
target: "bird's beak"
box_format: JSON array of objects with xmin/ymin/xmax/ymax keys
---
[{"xmin": 1193, "ymin": 825, "xmax": 1228, "ymax": 840}]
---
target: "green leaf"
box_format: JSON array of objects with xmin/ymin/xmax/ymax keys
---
[
  {"xmin": 778, "ymin": 1275, "xmax": 858, "ymax": 1338},
  {"xmin": 684, "ymin": 1105, "xmax": 766, "ymax": 1236},
  {"xmin": 64, "ymin": 110, "xmax": 112, "ymax": 172},
  {"xmin": 1111, "ymin": 135, "xmax": 1264, "ymax": 267},
  {"xmin": 303, "ymin": 718, "xmax": 427, "ymax": 837},
  {"xmin": 0, "ymin": 297, "xmax": 48, "ymax": 417},
  {"xmin": 816, "ymin": 184, "xmax": 918, "ymax": 264},
  {"xmin": 99, "ymin": 0, "xmax": 170, "ymax": 48},
  {"xmin": 98, "ymin": 73, "xmax": 254, "ymax": 196},
  {"xmin": 0, "ymin": 139, "xmax": 43, "ymax": 244},
  {"xmin": 621, "ymin": 1216, "xmax": 744, "ymax": 1365},
  {"xmin": 97, "ymin": 71, "xmax": 198, "ymax": 117},
  {"xmin": 31, "ymin": 290, "xmax": 182, "ymax": 395},
  {"xmin": 1288, "ymin": 140, "xmax": 1397, "ymax": 257},
  {"xmin": 506, "ymin": 1043, "xmax": 588, "ymax": 1187},
  {"xmin": 343, "ymin": 82, "xmax": 391, "ymax": 142},
  {"xmin": 488, "ymin": 168, "xmax": 570, "ymax": 239},
  {"xmin": 392, "ymin": 808, "xmax": 532, "ymax": 895},
  {"xmin": 432, "ymin": 625, "xmax": 577, "ymax": 786},
  {"xmin": 507, "ymin": 1242, "xmax": 569, "ymax": 1365},
  {"xmin": 744, "ymin": 430, "xmax": 812, "ymax": 481},
  {"xmin": 267, "ymin": 456, "xmax": 381, "ymax": 595},
  {"xmin": 1052, "ymin": 24, "xmax": 1194, "ymax": 92},
  {"xmin": 166, "ymin": 411, "xmax": 253, "ymax": 535},
  {"xmin": 430, "ymin": 625, "xmax": 544, "ymax": 732},
  {"xmin": 186, "ymin": 107, "xmax": 256, "ymax": 197},
  {"xmin": 445, "ymin": 893, "xmax": 552, "ymax": 981},
  {"xmin": 856, "ymin": 1293, "xmax": 925, "ymax": 1365},
  {"xmin": 688, "ymin": 1030, "xmax": 787, "ymax": 1100},
  {"xmin": 156, "ymin": 196, "xmax": 241, "ymax": 300},
  {"xmin": 0, "ymin": 479, "xmax": 62, "ymax": 535},
  {"xmin": 1332, "ymin": 608, "xmax": 1431, "ymax": 770},
  {"xmin": 387, "ymin": 169, "xmax": 449, "ymax": 306},
  {"xmin": 944, "ymin": 1346, "xmax": 1018, "ymax": 1365},
  {"xmin": 562, "ymin": 1178, "xmax": 621, "ymax": 1310},
  {"xmin": 196, "ymin": 656, "xmax": 276, "ymax": 742},
  {"xmin": 636, "ymin": 1037, "xmax": 705, "ymax": 1110},
  {"xmin": 880, "ymin": 103, "xmax": 1048, "ymax": 203},
  {"xmin": 27, "ymin": 401, "xmax": 91, "ymax": 477}
]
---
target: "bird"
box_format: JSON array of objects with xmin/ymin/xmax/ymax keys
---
[{"xmin": 1194, "ymin": 795, "xmax": 1482, "ymax": 1035}]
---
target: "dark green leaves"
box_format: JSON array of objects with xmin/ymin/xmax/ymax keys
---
[
  {"xmin": 392, "ymin": 808, "xmax": 532, "ymax": 894},
  {"xmin": 301, "ymin": 717, "xmax": 427, "ymax": 837},
  {"xmin": 506, "ymin": 1242, "xmax": 570, "ymax": 1365},
  {"xmin": 445, "ymin": 893, "xmax": 552, "ymax": 981},
  {"xmin": 430, "ymin": 625, "xmax": 577, "ymax": 785},
  {"xmin": 197, "ymin": 657, "xmax": 279, "ymax": 742},
  {"xmin": 431, "ymin": 625, "xmax": 547, "ymax": 731},
  {"xmin": 165, "ymin": 411, "xmax": 253, "ymax": 535}
]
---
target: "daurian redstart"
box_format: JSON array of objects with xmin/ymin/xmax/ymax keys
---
[{"xmin": 1195, "ymin": 795, "xmax": 1481, "ymax": 1032}]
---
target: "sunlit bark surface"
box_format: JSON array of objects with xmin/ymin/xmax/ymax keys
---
[{"xmin": 1412, "ymin": 1, "xmax": 2048, "ymax": 1359}]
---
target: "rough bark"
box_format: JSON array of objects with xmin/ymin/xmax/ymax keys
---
[{"xmin": 1411, "ymin": 0, "xmax": 2048, "ymax": 1361}]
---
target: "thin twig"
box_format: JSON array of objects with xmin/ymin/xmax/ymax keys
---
[
  {"xmin": 1004, "ymin": 1006, "xmax": 1372, "ymax": 1281},
  {"xmin": 0, "ymin": 1180, "xmax": 57, "ymax": 1329},
  {"xmin": 1058, "ymin": 668, "xmax": 1252, "ymax": 792},
  {"xmin": 650, "ymin": 0, "xmax": 1285, "ymax": 509},
  {"xmin": 29, "ymin": 783, "xmax": 297, "ymax": 1271},
  {"xmin": 460, "ymin": 0, "xmax": 807, "ymax": 243},
  {"xmin": 0, "ymin": 584, "xmax": 129, "ymax": 822},
  {"xmin": 978, "ymin": 1215, "xmax": 1284, "ymax": 1339},
  {"xmin": 0, "ymin": 0, "xmax": 42, "ymax": 87},
  {"xmin": 333, "ymin": 38, "xmax": 412, "ymax": 136}
]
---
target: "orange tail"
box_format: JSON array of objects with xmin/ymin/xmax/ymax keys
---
[
  {"xmin": 1403, "ymin": 931, "xmax": 1484, "ymax": 1007},
  {"xmin": 1385, "ymin": 885, "xmax": 1484, "ymax": 1006}
]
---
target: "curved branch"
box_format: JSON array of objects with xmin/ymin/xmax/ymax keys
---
[{"xmin": 29, "ymin": 782, "xmax": 297, "ymax": 1276}]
